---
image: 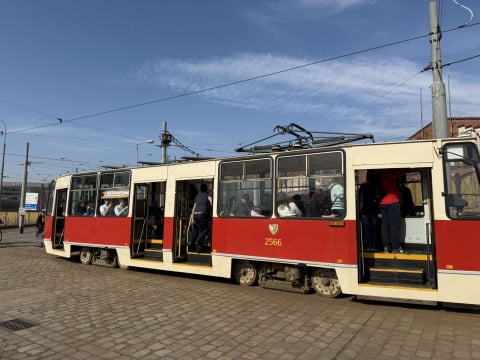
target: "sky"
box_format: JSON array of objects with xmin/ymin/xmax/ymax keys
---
[{"xmin": 1, "ymin": 0, "xmax": 479, "ymax": 183}]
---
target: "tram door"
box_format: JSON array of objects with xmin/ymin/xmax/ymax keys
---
[
  {"xmin": 357, "ymin": 168, "xmax": 436, "ymax": 288},
  {"xmin": 131, "ymin": 183, "xmax": 149, "ymax": 258},
  {"xmin": 52, "ymin": 188, "xmax": 67, "ymax": 249},
  {"xmin": 173, "ymin": 179, "xmax": 213, "ymax": 263},
  {"xmin": 131, "ymin": 181, "xmax": 166, "ymax": 260}
]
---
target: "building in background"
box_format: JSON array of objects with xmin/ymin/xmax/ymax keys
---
[
  {"xmin": 409, "ymin": 117, "xmax": 480, "ymax": 140},
  {"xmin": 0, "ymin": 182, "xmax": 50, "ymax": 211}
]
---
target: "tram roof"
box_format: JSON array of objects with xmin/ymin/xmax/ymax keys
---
[{"xmin": 53, "ymin": 135, "xmax": 479, "ymax": 180}]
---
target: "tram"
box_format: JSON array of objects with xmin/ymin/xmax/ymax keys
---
[{"xmin": 43, "ymin": 135, "xmax": 480, "ymax": 306}]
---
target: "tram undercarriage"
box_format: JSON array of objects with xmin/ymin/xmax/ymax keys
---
[
  {"xmin": 233, "ymin": 260, "xmax": 342, "ymax": 297},
  {"xmin": 79, "ymin": 246, "xmax": 118, "ymax": 267}
]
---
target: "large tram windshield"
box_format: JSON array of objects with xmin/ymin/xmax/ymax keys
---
[{"xmin": 443, "ymin": 142, "xmax": 480, "ymax": 219}]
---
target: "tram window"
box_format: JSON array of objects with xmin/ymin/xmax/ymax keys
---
[
  {"xmin": 221, "ymin": 162, "xmax": 243, "ymax": 180},
  {"xmin": 46, "ymin": 180, "xmax": 55, "ymax": 216},
  {"xmin": 114, "ymin": 172, "xmax": 130, "ymax": 187},
  {"xmin": 99, "ymin": 171, "xmax": 130, "ymax": 189},
  {"xmin": 68, "ymin": 174, "xmax": 98, "ymax": 216},
  {"xmin": 98, "ymin": 171, "xmax": 131, "ymax": 216},
  {"xmin": 277, "ymin": 151, "xmax": 344, "ymax": 218},
  {"xmin": 443, "ymin": 143, "xmax": 480, "ymax": 219},
  {"xmin": 308, "ymin": 152, "xmax": 343, "ymax": 176},
  {"xmin": 218, "ymin": 159, "xmax": 273, "ymax": 217},
  {"xmin": 400, "ymin": 172, "xmax": 424, "ymax": 217},
  {"xmin": 277, "ymin": 155, "xmax": 306, "ymax": 177}
]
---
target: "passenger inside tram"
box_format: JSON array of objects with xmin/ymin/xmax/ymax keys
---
[
  {"xmin": 114, "ymin": 199, "xmax": 129, "ymax": 217},
  {"xmin": 326, "ymin": 177, "xmax": 345, "ymax": 217},
  {"xmin": 277, "ymin": 192, "xmax": 302, "ymax": 217},
  {"xmin": 309, "ymin": 189, "xmax": 331, "ymax": 217},
  {"xmin": 99, "ymin": 199, "xmax": 114, "ymax": 216},
  {"xmin": 148, "ymin": 200, "xmax": 164, "ymax": 237},
  {"xmin": 229, "ymin": 194, "xmax": 253, "ymax": 216}
]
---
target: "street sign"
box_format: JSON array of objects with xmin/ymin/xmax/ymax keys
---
[{"xmin": 25, "ymin": 192, "xmax": 39, "ymax": 211}]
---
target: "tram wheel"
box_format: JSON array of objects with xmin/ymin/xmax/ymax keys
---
[
  {"xmin": 311, "ymin": 268, "xmax": 341, "ymax": 297},
  {"xmin": 233, "ymin": 260, "xmax": 258, "ymax": 286},
  {"xmin": 79, "ymin": 247, "xmax": 93, "ymax": 265}
]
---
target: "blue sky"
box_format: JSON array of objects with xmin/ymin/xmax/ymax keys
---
[{"xmin": 1, "ymin": 0, "xmax": 479, "ymax": 182}]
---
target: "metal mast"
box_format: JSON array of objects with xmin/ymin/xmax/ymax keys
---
[{"xmin": 429, "ymin": 0, "xmax": 449, "ymax": 138}]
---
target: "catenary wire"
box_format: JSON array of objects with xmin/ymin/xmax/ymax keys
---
[{"xmin": 6, "ymin": 22, "xmax": 480, "ymax": 137}]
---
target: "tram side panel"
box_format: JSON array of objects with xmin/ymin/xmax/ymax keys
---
[
  {"xmin": 435, "ymin": 220, "xmax": 480, "ymax": 304},
  {"xmin": 213, "ymin": 217, "xmax": 357, "ymax": 266},
  {"xmin": 64, "ymin": 217, "xmax": 132, "ymax": 247}
]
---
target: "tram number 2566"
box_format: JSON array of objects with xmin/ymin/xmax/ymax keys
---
[{"xmin": 264, "ymin": 237, "xmax": 282, "ymax": 246}]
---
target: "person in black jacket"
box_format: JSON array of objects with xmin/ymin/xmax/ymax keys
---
[
  {"xmin": 359, "ymin": 170, "xmax": 383, "ymax": 250},
  {"xmin": 190, "ymin": 184, "xmax": 213, "ymax": 252},
  {"xmin": 36, "ymin": 213, "xmax": 45, "ymax": 237}
]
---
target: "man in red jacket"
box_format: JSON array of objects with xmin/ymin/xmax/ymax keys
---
[{"xmin": 377, "ymin": 169, "xmax": 407, "ymax": 253}]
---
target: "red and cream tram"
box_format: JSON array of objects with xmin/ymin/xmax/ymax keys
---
[{"xmin": 44, "ymin": 137, "xmax": 480, "ymax": 306}]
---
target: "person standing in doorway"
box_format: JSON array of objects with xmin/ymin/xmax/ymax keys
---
[
  {"xmin": 358, "ymin": 170, "xmax": 383, "ymax": 251},
  {"xmin": 377, "ymin": 169, "xmax": 407, "ymax": 253},
  {"xmin": 191, "ymin": 184, "xmax": 213, "ymax": 252}
]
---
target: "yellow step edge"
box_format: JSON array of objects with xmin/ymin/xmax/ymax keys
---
[
  {"xmin": 359, "ymin": 283, "xmax": 437, "ymax": 292},
  {"xmin": 147, "ymin": 239, "xmax": 163, "ymax": 245},
  {"xmin": 364, "ymin": 253, "xmax": 432, "ymax": 261},
  {"xmin": 370, "ymin": 267, "xmax": 424, "ymax": 274}
]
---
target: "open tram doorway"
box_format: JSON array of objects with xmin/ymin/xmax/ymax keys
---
[
  {"xmin": 356, "ymin": 168, "xmax": 437, "ymax": 289},
  {"xmin": 52, "ymin": 188, "xmax": 67, "ymax": 249},
  {"xmin": 131, "ymin": 181, "xmax": 166, "ymax": 260},
  {"xmin": 173, "ymin": 178, "xmax": 213, "ymax": 265}
]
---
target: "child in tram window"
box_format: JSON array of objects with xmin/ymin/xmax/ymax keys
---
[{"xmin": 84, "ymin": 203, "xmax": 94, "ymax": 216}]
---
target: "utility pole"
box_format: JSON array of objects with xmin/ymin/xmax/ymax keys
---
[
  {"xmin": 161, "ymin": 121, "xmax": 172, "ymax": 164},
  {"xmin": 19, "ymin": 142, "xmax": 29, "ymax": 233},
  {"xmin": 0, "ymin": 120, "xmax": 6, "ymax": 211},
  {"xmin": 429, "ymin": 0, "xmax": 448, "ymax": 139}
]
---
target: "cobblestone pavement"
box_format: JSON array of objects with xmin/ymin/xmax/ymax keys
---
[{"xmin": 1, "ymin": 227, "xmax": 480, "ymax": 359}]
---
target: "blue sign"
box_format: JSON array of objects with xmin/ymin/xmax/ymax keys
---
[{"xmin": 25, "ymin": 192, "xmax": 38, "ymax": 211}]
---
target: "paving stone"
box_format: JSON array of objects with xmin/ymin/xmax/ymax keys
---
[{"xmin": 1, "ymin": 227, "xmax": 480, "ymax": 359}]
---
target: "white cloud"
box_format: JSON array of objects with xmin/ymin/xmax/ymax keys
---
[
  {"xmin": 135, "ymin": 52, "xmax": 479, "ymax": 141},
  {"xmin": 294, "ymin": 0, "xmax": 375, "ymax": 11}
]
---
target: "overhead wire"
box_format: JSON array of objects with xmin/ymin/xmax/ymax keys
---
[
  {"xmin": 7, "ymin": 21, "xmax": 479, "ymax": 137},
  {"xmin": 452, "ymin": 0, "xmax": 474, "ymax": 26}
]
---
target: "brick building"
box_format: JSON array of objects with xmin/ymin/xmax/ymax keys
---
[{"xmin": 409, "ymin": 117, "xmax": 480, "ymax": 140}]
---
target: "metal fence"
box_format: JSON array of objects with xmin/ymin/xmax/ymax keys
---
[{"xmin": 0, "ymin": 211, "xmax": 41, "ymax": 228}]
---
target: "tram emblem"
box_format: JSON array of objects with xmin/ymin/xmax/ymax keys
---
[{"xmin": 269, "ymin": 224, "xmax": 279, "ymax": 235}]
